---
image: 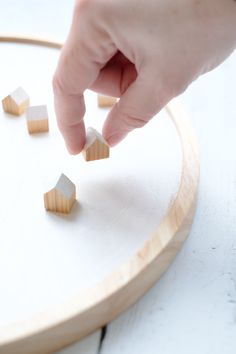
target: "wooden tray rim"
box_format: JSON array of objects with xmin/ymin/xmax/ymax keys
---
[{"xmin": 0, "ymin": 35, "xmax": 200, "ymax": 354}]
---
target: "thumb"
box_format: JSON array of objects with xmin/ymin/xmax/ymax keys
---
[{"xmin": 102, "ymin": 67, "xmax": 170, "ymax": 146}]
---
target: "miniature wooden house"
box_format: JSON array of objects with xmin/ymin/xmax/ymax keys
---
[
  {"xmin": 26, "ymin": 105, "xmax": 49, "ymax": 134},
  {"xmin": 44, "ymin": 174, "xmax": 76, "ymax": 214},
  {"xmin": 97, "ymin": 94, "xmax": 117, "ymax": 108},
  {"xmin": 2, "ymin": 86, "xmax": 30, "ymax": 116},
  {"xmin": 82, "ymin": 127, "xmax": 110, "ymax": 161}
]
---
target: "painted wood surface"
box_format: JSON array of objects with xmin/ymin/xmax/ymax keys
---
[
  {"xmin": 2, "ymin": 86, "xmax": 29, "ymax": 116},
  {"xmin": 0, "ymin": 35, "xmax": 199, "ymax": 353},
  {"xmin": 82, "ymin": 127, "xmax": 110, "ymax": 161},
  {"xmin": 27, "ymin": 105, "xmax": 49, "ymax": 134}
]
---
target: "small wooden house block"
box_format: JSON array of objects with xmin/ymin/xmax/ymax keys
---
[
  {"xmin": 97, "ymin": 94, "xmax": 117, "ymax": 108},
  {"xmin": 2, "ymin": 87, "xmax": 30, "ymax": 116},
  {"xmin": 44, "ymin": 174, "xmax": 76, "ymax": 214},
  {"xmin": 26, "ymin": 105, "xmax": 49, "ymax": 134},
  {"xmin": 82, "ymin": 127, "xmax": 110, "ymax": 162}
]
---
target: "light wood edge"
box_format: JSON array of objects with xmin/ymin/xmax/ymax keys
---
[
  {"xmin": 0, "ymin": 35, "xmax": 200, "ymax": 354},
  {"xmin": 0, "ymin": 34, "xmax": 63, "ymax": 49}
]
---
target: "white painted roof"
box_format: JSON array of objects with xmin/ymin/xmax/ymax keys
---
[
  {"xmin": 83, "ymin": 127, "xmax": 109, "ymax": 150},
  {"xmin": 55, "ymin": 174, "xmax": 75, "ymax": 199},
  {"xmin": 27, "ymin": 105, "xmax": 48, "ymax": 121},
  {"xmin": 11, "ymin": 86, "xmax": 29, "ymax": 105}
]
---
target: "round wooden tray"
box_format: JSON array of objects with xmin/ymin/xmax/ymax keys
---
[{"xmin": 0, "ymin": 35, "xmax": 199, "ymax": 354}]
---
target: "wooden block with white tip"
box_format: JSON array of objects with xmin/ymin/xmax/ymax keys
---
[
  {"xmin": 26, "ymin": 105, "xmax": 49, "ymax": 134},
  {"xmin": 82, "ymin": 127, "xmax": 110, "ymax": 162},
  {"xmin": 97, "ymin": 94, "xmax": 117, "ymax": 108},
  {"xmin": 44, "ymin": 174, "xmax": 76, "ymax": 214},
  {"xmin": 2, "ymin": 86, "xmax": 29, "ymax": 116}
]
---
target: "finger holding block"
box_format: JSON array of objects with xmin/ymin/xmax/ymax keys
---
[
  {"xmin": 26, "ymin": 105, "xmax": 49, "ymax": 134},
  {"xmin": 82, "ymin": 127, "xmax": 110, "ymax": 162}
]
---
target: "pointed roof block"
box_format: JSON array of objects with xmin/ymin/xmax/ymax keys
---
[
  {"xmin": 82, "ymin": 127, "xmax": 110, "ymax": 161},
  {"xmin": 44, "ymin": 174, "xmax": 76, "ymax": 214},
  {"xmin": 2, "ymin": 87, "xmax": 30, "ymax": 116}
]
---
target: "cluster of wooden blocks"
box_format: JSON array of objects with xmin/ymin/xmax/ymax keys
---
[
  {"xmin": 2, "ymin": 86, "xmax": 49, "ymax": 134},
  {"xmin": 43, "ymin": 127, "xmax": 111, "ymax": 214},
  {"xmin": 1, "ymin": 88, "xmax": 116, "ymax": 214}
]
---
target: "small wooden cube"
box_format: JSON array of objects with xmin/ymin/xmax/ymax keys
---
[
  {"xmin": 82, "ymin": 127, "xmax": 110, "ymax": 162},
  {"xmin": 44, "ymin": 174, "xmax": 76, "ymax": 214},
  {"xmin": 97, "ymin": 94, "xmax": 117, "ymax": 108},
  {"xmin": 2, "ymin": 87, "xmax": 30, "ymax": 116},
  {"xmin": 26, "ymin": 105, "xmax": 49, "ymax": 134}
]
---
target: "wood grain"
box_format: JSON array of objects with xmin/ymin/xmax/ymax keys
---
[
  {"xmin": 0, "ymin": 35, "xmax": 199, "ymax": 354},
  {"xmin": 2, "ymin": 86, "xmax": 29, "ymax": 116},
  {"xmin": 82, "ymin": 127, "xmax": 110, "ymax": 161},
  {"xmin": 44, "ymin": 174, "xmax": 76, "ymax": 214},
  {"xmin": 97, "ymin": 95, "xmax": 117, "ymax": 108},
  {"xmin": 26, "ymin": 105, "xmax": 49, "ymax": 134}
]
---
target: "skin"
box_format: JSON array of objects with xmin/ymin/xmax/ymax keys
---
[{"xmin": 53, "ymin": 0, "xmax": 236, "ymax": 154}]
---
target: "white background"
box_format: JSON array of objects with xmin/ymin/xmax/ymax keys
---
[{"xmin": 0, "ymin": 1, "xmax": 236, "ymax": 354}]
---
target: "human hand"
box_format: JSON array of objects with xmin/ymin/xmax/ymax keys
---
[{"xmin": 53, "ymin": 0, "xmax": 236, "ymax": 154}]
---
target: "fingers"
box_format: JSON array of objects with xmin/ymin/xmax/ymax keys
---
[
  {"xmin": 89, "ymin": 52, "xmax": 137, "ymax": 97},
  {"xmin": 55, "ymin": 96, "xmax": 86, "ymax": 154},
  {"xmin": 53, "ymin": 0, "xmax": 117, "ymax": 154},
  {"xmin": 102, "ymin": 66, "xmax": 171, "ymax": 146},
  {"xmin": 90, "ymin": 54, "xmax": 137, "ymax": 97}
]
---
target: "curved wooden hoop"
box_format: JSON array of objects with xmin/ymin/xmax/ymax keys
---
[{"xmin": 0, "ymin": 35, "xmax": 199, "ymax": 354}]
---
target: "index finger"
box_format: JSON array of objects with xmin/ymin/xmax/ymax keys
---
[{"xmin": 53, "ymin": 1, "xmax": 117, "ymax": 154}]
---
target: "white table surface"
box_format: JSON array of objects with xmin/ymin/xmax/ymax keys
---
[{"xmin": 0, "ymin": 1, "xmax": 236, "ymax": 354}]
